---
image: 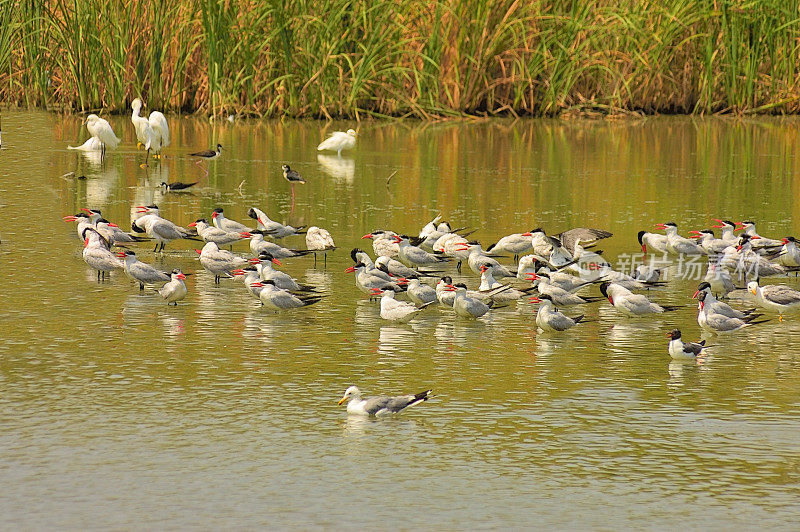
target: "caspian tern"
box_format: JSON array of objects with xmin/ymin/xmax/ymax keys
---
[
  {"xmin": 600, "ymin": 282, "xmax": 679, "ymax": 316},
  {"xmin": 350, "ymin": 249, "xmax": 394, "ymax": 282},
  {"xmin": 63, "ymin": 212, "xmax": 93, "ymax": 239},
  {"xmin": 528, "ymin": 273, "xmax": 602, "ymax": 306},
  {"xmin": 656, "ymin": 222, "xmax": 706, "ymax": 255},
  {"xmin": 735, "ymin": 234, "xmax": 786, "ymax": 278},
  {"xmin": 689, "ymin": 229, "xmax": 729, "ymax": 255},
  {"xmin": 317, "ymin": 129, "xmax": 356, "ymax": 157},
  {"xmin": 132, "ymin": 205, "xmax": 196, "ymax": 252},
  {"xmin": 157, "ymin": 269, "xmax": 188, "ymax": 305},
  {"xmin": 361, "ymin": 230, "xmax": 400, "ymax": 258},
  {"xmin": 82, "ymin": 227, "xmax": 123, "ymax": 281},
  {"xmin": 189, "ymin": 219, "xmax": 251, "ymax": 247},
  {"xmin": 435, "ymin": 276, "xmax": 456, "ymax": 307},
  {"xmin": 117, "ymin": 249, "xmax": 171, "ymax": 290},
  {"xmin": 693, "ymin": 282, "xmax": 755, "ymax": 320},
  {"xmin": 418, "ymin": 214, "xmax": 443, "ymax": 239},
  {"xmin": 346, "ymin": 262, "xmax": 406, "ymax": 295},
  {"xmin": 736, "ymin": 221, "xmax": 783, "ymax": 251},
  {"xmin": 251, "ymin": 280, "xmax": 323, "ymax": 311},
  {"xmin": 748, "ymin": 281, "xmax": 800, "ymax": 321},
  {"xmin": 395, "ymin": 234, "xmax": 449, "ymax": 267},
  {"xmin": 337, "ymin": 386, "xmax": 433, "ymax": 417},
  {"xmin": 448, "ymin": 283, "xmax": 493, "ymax": 319},
  {"xmin": 776, "ymin": 236, "xmax": 800, "ymax": 268},
  {"xmin": 460, "ymin": 242, "xmax": 515, "ymax": 278},
  {"xmin": 637, "ymin": 230, "xmax": 668, "ymax": 255},
  {"xmin": 711, "ymin": 219, "xmax": 739, "ymax": 245},
  {"xmin": 372, "ymin": 287, "xmax": 432, "ymax": 322},
  {"xmin": 375, "ymin": 255, "xmax": 428, "ymax": 280},
  {"xmin": 196, "ymin": 241, "xmax": 250, "ymax": 283},
  {"xmin": 479, "ymin": 265, "xmax": 534, "ymax": 301},
  {"xmin": 696, "ymin": 291, "xmax": 766, "ymax": 332},
  {"xmin": 702, "ymin": 259, "xmax": 737, "ymax": 298},
  {"xmin": 247, "ymin": 207, "xmax": 306, "ymax": 239},
  {"xmin": 530, "ymin": 294, "xmax": 587, "ymax": 332},
  {"xmin": 667, "ymin": 329, "xmax": 707, "ymax": 360},
  {"xmin": 250, "ymin": 232, "xmax": 312, "ymax": 259},
  {"xmin": 487, "ymin": 231, "xmax": 535, "ymax": 262},
  {"xmin": 405, "ymin": 278, "xmax": 437, "ymax": 306},
  {"xmin": 256, "ymin": 252, "xmax": 317, "ymax": 292},
  {"xmin": 211, "ymin": 208, "xmax": 252, "ymax": 233}
]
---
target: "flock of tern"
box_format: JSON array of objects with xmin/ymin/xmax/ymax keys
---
[{"xmin": 56, "ymin": 102, "xmax": 800, "ymax": 415}]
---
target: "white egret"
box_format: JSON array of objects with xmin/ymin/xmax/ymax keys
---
[
  {"xmin": 131, "ymin": 98, "xmax": 170, "ymax": 167},
  {"xmin": 85, "ymin": 114, "xmax": 120, "ymax": 159},
  {"xmin": 317, "ymin": 128, "xmax": 356, "ymax": 156}
]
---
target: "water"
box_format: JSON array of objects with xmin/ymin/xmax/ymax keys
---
[{"xmin": 2, "ymin": 111, "xmax": 800, "ymax": 528}]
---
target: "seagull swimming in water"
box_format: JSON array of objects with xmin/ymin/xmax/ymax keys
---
[{"xmin": 337, "ymin": 386, "xmax": 432, "ymax": 416}]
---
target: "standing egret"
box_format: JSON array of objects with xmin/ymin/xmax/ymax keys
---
[
  {"xmin": 316, "ymin": 129, "xmax": 356, "ymax": 156},
  {"xmin": 85, "ymin": 114, "xmax": 120, "ymax": 159},
  {"xmin": 131, "ymin": 98, "xmax": 169, "ymax": 167}
]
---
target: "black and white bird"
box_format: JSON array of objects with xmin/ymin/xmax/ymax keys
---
[
  {"xmin": 160, "ymin": 181, "xmax": 197, "ymax": 192},
  {"xmin": 190, "ymin": 143, "xmax": 222, "ymax": 174},
  {"xmin": 337, "ymin": 386, "xmax": 432, "ymax": 416},
  {"xmin": 667, "ymin": 329, "xmax": 707, "ymax": 360}
]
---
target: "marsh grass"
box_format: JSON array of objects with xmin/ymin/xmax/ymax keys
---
[{"xmin": 2, "ymin": 0, "xmax": 800, "ymax": 118}]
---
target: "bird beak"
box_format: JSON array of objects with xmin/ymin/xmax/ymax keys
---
[
  {"xmin": 81, "ymin": 208, "xmax": 92, "ymax": 213},
  {"xmin": 654, "ymin": 223, "xmax": 667, "ymax": 229},
  {"xmin": 115, "ymin": 251, "xmax": 126, "ymax": 258},
  {"xmin": 251, "ymin": 282, "xmax": 263, "ymax": 288},
  {"xmin": 370, "ymin": 288, "xmax": 382, "ymax": 295},
  {"xmin": 211, "ymin": 212, "xmax": 218, "ymax": 219},
  {"xmin": 135, "ymin": 206, "xmax": 149, "ymax": 213},
  {"xmin": 665, "ymin": 332, "xmax": 671, "ymax": 337},
  {"xmin": 344, "ymin": 266, "xmax": 355, "ymax": 273},
  {"xmin": 444, "ymin": 284, "xmax": 456, "ymax": 292},
  {"xmin": 361, "ymin": 233, "xmax": 372, "ymax": 239},
  {"xmin": 337, "ymin": 397, "xmax": 347, "ymax": 406},
  {"xmin": 271, "ymin": 258, "xmax": 282, "ymax": 266},
  {"xmin": 396, "ymin": 278, "xmax": 409, "ymax": 285},
  {"xmin": 521, "ymin": 232, "xmax": 532, "ymax": 237},
  {"xmin": 525, "ymin": 273, "xmax": 539, "ymax": 281},
  {"xmin": 528, "ymin": 297, "xmax": 541, "ymax": 303},
  {"xmin": 187, "ymin": 222, "xmax": 197, "ymax": 227},
  {"xmin": 108, "ymin": 223, "xmax": 118, "ymax": 228},
  {"xmin": 749, "ymin": 287, "xmax": 758, "ymax": 295},
  {"xmin": 176, "ymin": 273, "xmax": 186, "ymax": 280},
  {"xmin": 692, "ymin": 290, "xmax": 700, "ymax": 299},
  {"xmin": 62, "ymin": 215, "xmax": 77, "ymax": 222},
  {"xmin": 249, "ymin": 258, "xmax": 261, "ymax": 264},
  {"xmin": 240, "ymin": 232, "xmax": 252, "ymax": 238},
  {"xmin": 194, "ymin": 249, "xmax": 202, "ymax": 254},
  {"xmin": 751, "ymin": 235, "xmax": 761, "ymax": 240}
]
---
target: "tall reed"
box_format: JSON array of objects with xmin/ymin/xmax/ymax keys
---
[{"xmin": 1, "ymin": 0, "xmax": 800, "ymax": 118}]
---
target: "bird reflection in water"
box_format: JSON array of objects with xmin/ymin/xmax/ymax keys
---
[{"xmin": 317, "ymin": 154, "xmax": 355, "ymax": 183}]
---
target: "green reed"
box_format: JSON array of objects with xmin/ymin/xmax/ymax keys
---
[{"xmin": 1, "ymin": 0, "xmax": 800, "ymax": 118}]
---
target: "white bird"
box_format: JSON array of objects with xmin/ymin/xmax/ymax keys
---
[
  {"xmin": 67, "ymin": 136, "xmax": 103, "ymax": 151},
  {"xmin": 776, "ymin": 236, "xmax": 800, "ymax": 268},
  {"xmin": 157, "ymin": 269, "xmax": 188, "ymax": 305},
  {"xmin": 395, "ymin": 235, "xmax": 449, "ymax": 268},
  {"xmin": 667, "ymin": 329, "xmax": 707, "ymax": 360},
  {"xmin": 373, "ymin": 288, "xmax": 430, "ymax": 322},
  {"xmin": 448, "ymin": 283, "xmax": 492, "ymax": 319},
  {"xmin": 132, "ymin": 205, "xmax": 195, "ymax": 252},
  {"xmin": 702, "ymin": 260, "xmax": 737, "ymax": 298},
  {"xmin": 249, "ymin": 232, "xmax": 312, "ymax": 259},
  {"xmin": 748, "ymin": 281, "xmax": 800, "ymax": 322},
  {"xmin": 479, "ymin": 265, "xmax": 533, "ymax": 302},
  {"xmin": 711, "ymin": 219, "xmax": 739, "ymax": 245},
  {"xmin": 693, "ymin": 282, "xmax": 755, "ymax": 320},
  {"xmin": 696, "ymin": 291, "xmax": 766, "ymax": 332},
  {"xmin": 85, "ymin": 114, "xmax": 120, "ymax": 157},
  {"xmin": 600, "ymin": 282, "xmax": 678, "ymax": 316},
  {"xmin": 435, "ymin": 276, "xmax": 456, "ymax": 307},
  {"xmin": 189, "ymin": 218, "xmax": 251, "ymax": 247},
  {"xmin": 117, "ymin": 249, "xmax": 171, "ymax": 290},
  {"xmin": 246, "ymin": 207, "xmax": 305, "ymax": 239},
  {"xmin": 637, "ymin": 230, "xmax": 668, "ymax": 255},
  {"xmin": 81, "ymin": 227, "xmax": 123, "ymax": 281},
  {"xmin": 656, "ymin": 222, "xmax": 705, "ymax": 256},
  {"xmin": 63, "ymin": 212, "xmax": 94, "ymax": 239},
  {"xmin": 689, "ymin": 229, "xmax": 729, "ymax": 255},
  {"xmin": 529, "ymin": 273, "xmax": 601, "ymax": 306},
  {"xmin": 361, "ymin": 230, "xmax": 400, "ymax": 258},
  {"xmin": 735, "ymin": 234, "xmax": 786, "ymax": 278},
  {"xmin": 487, "ymin": 231, "xmax": 534, "ymax": 261},
  {"xmin": 337, "ymin": 386, "xmax": 433, "ymax": 416},
  {"xmin": 211, "ymin": 208, "xmax": 252, "ymax": 233},
  {"xmin": 737, "ymin": 221, "xmax": 783, "ymax": 251},
  {"xmin": 251, "ymin": 280, "xmax": 323, "ymax": 311},
  {"xmin": 196, "ymin": 241, "xmax": 250, "ymax": 283},
  {"xmin": 131, "ymin": 98, "xmax": 170, "ymax": 153},
  {"xmin": 418, "ymin": 214, "xmax": 443, "ymax": 240},
  {"xmin": 350, "ymin": 249, "xmax": 395, "ymax": 282},
  {"xmin": 460, "ymin": 242, "xmax": 515, "ymax": 278},
  {"xmin": 405, "ymin": 278, "xmax": 437, "ymax": 306},
  {"xmin": 306, "ymin": 226, "xmax": 336, "ymax": 266},
  {"xmin": 317, "ymin": 129, "xmax": 357, "ymax": 156},
  {"xmin": 256, "ymin": 252, "xmax": 316, "ymax": 292},
  {"xmin": 346, "ymin": 262, "xmax": 406, "ymax": 295},
  {"xmin": 530, "ymin": 294, "xmax": 587, "ymax": 332}
]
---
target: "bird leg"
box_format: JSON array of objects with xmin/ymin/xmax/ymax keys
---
[
  {"xmin": 779, "ymin": 314, "xmax": 784, "ymax": 323},
  {"xmin": 140, "ymin": 148, "xmax": 150, "ymax": 169},
  {"xmin": 139, "ymin": 283, "xmax": 144, "ymax": 291}
]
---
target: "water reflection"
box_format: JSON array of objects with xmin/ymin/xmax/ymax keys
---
[{"xmin": 317, "ymin": 154, "xmax": 355, "ymax": 183}]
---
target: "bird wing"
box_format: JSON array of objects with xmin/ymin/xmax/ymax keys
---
[
  {"xmin": 317, "ymin": 131, "xmax": 345, "ymax": 151},
  {"xmin": 559, "ymin": 228, "xmax": 613, "ymax": 254},
  {"xmin": 763, "ymin": 285, "xmax": 800, "ymax": 305},
  {"xmin": 148, "ymin": 111, "xmax": 170, "ymax": 146}
]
